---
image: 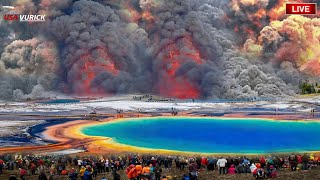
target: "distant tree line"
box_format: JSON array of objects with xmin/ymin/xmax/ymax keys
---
[{"xmin": 299, "ymin": 80, "xmax": 319, "ymax": 94}]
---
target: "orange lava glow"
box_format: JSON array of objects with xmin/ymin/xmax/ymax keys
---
[
  {"xmin": 244, "ymin": 27, "xmax": 256, "ymax": 39},
  {"xmin": 76, "ymin": 47, "xmax": 118, "ymax": 95},
  {"xmin": 123, "ymin": 2, "xmax": 141, "ymax": 23},
  {"xmin": 300, "ymin": 60, "xmax": 320, "ymax": 76},
  {"xmin": 159, "ymin": 36, "xmax": 202, "ymax": 99},
  {"xmin": 268, "ymin": 0, "xmax": 286, "ymax": 21},
  {"xmin": 159, "ymin": 77, "xmax": 200, "ymax": 99},
  {"xmin": 122, "ymin": 2, "xmax": 154, "ymax": 23},
  {"xmin": 252, "ymin": 9, "xmax": 266, "ymax": 28},
  {"xmin": 142, "ymin": 11, "xmax": 154, "ymax": 21}
]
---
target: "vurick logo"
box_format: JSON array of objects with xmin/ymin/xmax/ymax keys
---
[{"xmin": 3, "ymin": 9, "xmax": 46, "ymax": 22}]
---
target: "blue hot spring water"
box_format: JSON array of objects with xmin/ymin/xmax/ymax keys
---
[
  {"xmin": 81, "ymin": 117, "xmax": 320, "ymax": 154},
  {"xmin": 40, "ymin": 99, "xmax": 80, "ymax": 104}
]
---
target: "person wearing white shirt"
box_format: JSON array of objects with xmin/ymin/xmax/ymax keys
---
[
  {"xmin": 217, "ymin": 157, "xmax": 228, "ymax": 175},
  {"xmin": 105, "ymin": 159, "xmax": 110, "ymax": 172},
  {"xmin": 77, "ymin": 159, "xmax": 83, "ymax": 170},
  {"xmin": 250, "ymin": 163, "xmax": 257, "ymax": 173}
]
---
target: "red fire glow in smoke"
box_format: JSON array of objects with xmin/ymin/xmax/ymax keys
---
[
  {"xmin": 158, "ymin": 36, "xmax": 202, "ymax": 99},
  {"xmin": 75, "ymin": 47, "xmax": 118, "ymax": 95},
  {"xmin": 122, "ymin": 2, "xmax": 155, "ymax": 24}
]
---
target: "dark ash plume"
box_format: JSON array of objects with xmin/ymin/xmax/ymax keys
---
[{"xmin": 0, "ymin": 0, "xmax": 304, "ymax": 100}]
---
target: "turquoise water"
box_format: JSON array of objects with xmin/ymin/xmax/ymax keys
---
[
  {"xmin": 81, "ymin": 117, "xmax": 320, "ymax": 154},
  {"xmin": 40, "ymin": 99, "xmax": 80, "ymax": 104}
]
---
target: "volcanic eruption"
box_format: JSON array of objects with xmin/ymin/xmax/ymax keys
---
[{"xmin": 0, "ymin": 0, "xmax": 319, "ymax": 100}]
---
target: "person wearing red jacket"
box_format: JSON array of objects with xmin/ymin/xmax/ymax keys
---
[
  {"xmin": 31, "ymin": 163, "xmax": 37, "ymax": 175},
  {"xmin": 260, "ymin": 156, "xmax": 266, "ymax": 168},
  {"xmin": 61, "ymin": 169, "xmax": 68, "ymax": 175},
  {"xmin": 228, "ymin": 164, "xmax": 236, "ymax": 174},
  {"xmin": 126, "ymin": 164, "xmax": 137, "ymax": 179},
  {"xmin": 135, "ymin": 164, "xmax": 143, "ymax": 179},
  {"xmin": 297, "ymin": 155, "xmax": 302, "ymax": 164},
  {"xmin": 201, "ymin": 157, "xmax": 208, "ymax": 169},
  {"xmin": 253, "ymin": 163, "xmax": 266, "ymax": 179},
  {"xmin": 38, "ymin": 159, "xmax": 44, "ymax": 166},
  {"xmin": 19, "ymin": 168, "xmax": 27, "ymax": 180},
  {"xmin": 267, "ymin": 165, "xmax": 277, "ymax": 178},
  {"xmin": 0, "ymin": 159, "xmax": 4, "ymax": 174}
]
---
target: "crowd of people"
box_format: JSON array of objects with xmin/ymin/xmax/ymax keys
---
[{"xmin": 0, "ymin": 153, "xmax": 319, "ymax": 180}]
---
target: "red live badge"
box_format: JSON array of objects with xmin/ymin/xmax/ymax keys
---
[{"xmin": 286, "ymin": 3, "xmax": 317, "ymax": 15}]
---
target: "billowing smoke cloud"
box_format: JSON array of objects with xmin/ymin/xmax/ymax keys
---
[
  {"xmin": 227, "ymin": 0, "xmax": 320, "ymax": 42},
  {"xmin": 10, "ymin": 0, "xmax": 73, "ymax": 17},
  {"xmin": 49, "ymin": 0, "xmax": 153, "ymax": 96},
  {"xmin": 143, "ymin": 0, "xmax": 293, "ymax": 98},
  {"xmin": 0, "ymin": 38, "xmax": 58, "ymax": 100},
  {"xmin": 244, "ymin": 15, "xmax": 320, "ymax": 76},
  {"xmin": 0, "ymin": 0, "xmax": 315, "ymax": 100}
]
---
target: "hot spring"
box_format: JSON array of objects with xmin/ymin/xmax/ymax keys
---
[{"xmin": 81, "ymin": 117, "xmax": 320, "ymax": 154}]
